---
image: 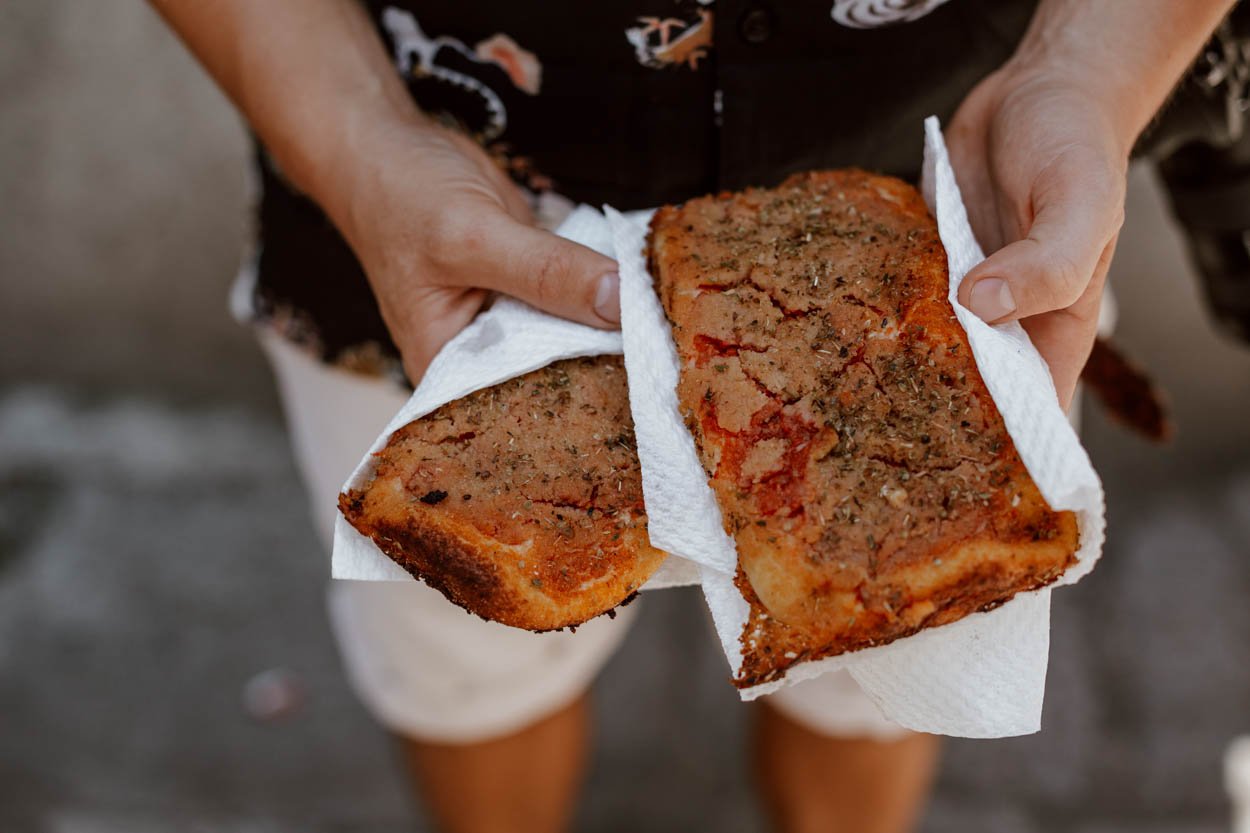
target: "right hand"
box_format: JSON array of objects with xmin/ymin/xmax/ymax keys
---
[
  {"xmin": 947, "ymin": 66, "xmax": 1126, "ymax": 410},
  {"xmin": 327, "ymin": 119, "xmax": 620, "ymax": 382}
]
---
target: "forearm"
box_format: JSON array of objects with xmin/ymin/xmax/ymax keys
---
[
  {"xmin": 1010, "ymin": 0, "xmax": 1235, "ymax": 151},
  {"xmin": 149, "ymin": 0, "xmax": 421, "ymax": 222}
]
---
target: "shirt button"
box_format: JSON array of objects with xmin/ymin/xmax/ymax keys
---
[{"xmin": 739, "ymin": 7, "xmax": 773, "ymax": 44}]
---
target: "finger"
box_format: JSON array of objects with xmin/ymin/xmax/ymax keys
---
[
  {"xmin": 440, "ymin": 210, "xmax": 620, "ymax": 327},
  {"xmin": 1023, "ymin": 234, "xmax": 1118, "ymax": 411},
  {"xmin": 958, "ymin": 158, "xmax": 1123, "ymax": 325}
]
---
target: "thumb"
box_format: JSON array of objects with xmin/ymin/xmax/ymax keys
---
[
  {"xmin": 958, "ymin": 158, "xmax": 1123, "ymax": 325},
  {"xmin": 450, "ymin": 210, "xmax": 620, "ymax": 328}
]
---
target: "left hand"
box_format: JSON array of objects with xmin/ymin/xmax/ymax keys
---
[{"xmin": 947, "ymin": 63, "xmax": 1130, "ymax": 410}]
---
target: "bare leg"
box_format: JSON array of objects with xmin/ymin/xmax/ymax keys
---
[
  {"xmin": 753, "ymin": 701, "xmax": 940, "ymax": 833},
  {"xmin": 399, "ymin": 693, "xmax": 590, "ymax": 833}
]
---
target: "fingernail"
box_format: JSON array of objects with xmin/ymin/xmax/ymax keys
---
[
  {"xmin": 968, "ymin": 277, "xmax": 1016, "ymax": 322},
  {"xmin": 594, "ymin": 272, "xmax": 620, "ymax": 324}
]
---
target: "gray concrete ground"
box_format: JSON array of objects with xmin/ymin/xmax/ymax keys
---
[{"xmin": 4, "ymin": 2, "xmax": 1250, "ymax": 832}]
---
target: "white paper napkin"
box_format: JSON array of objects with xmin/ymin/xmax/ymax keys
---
[
  {"xmin": 608, "ymin": 116, "xmax": 1105, "ymax": 737},
  {"xmin": 610, "ymin": 207, "xmax": 740, "ymax": 575}
]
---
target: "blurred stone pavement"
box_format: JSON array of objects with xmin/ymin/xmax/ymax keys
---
[{"xmin": 3, "ymin": 3, "xmax": 1250, "ymax": 832}]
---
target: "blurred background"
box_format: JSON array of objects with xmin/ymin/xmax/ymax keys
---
[{"xmin": 2, "ymin": 2, "xmax": 1250, "ymax": 832}]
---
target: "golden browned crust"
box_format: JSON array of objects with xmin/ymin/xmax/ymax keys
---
[
  {"xmin": 339, "ymin": 357, "xmax": 666, "ymax": 631},
  {"xmin": 648, "ymin": 169, "xmax": 1080, "ymax": 685},
  {"xmin": 734, "ymin": 505, "xmax": 1078, "ymax": 687}
]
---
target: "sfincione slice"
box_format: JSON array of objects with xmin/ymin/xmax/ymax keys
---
[
  {"xmin": 339, "ymin": 356, "xmax": 665, "ymax": 632},
  {"xmin": 648, "ymin": 169, "xmax": 1079, "ymax": 686}
]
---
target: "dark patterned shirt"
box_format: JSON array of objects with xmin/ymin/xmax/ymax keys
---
[{"xmin": 248, "ymin": 0, "xmax": 1039, "ymax": 379}]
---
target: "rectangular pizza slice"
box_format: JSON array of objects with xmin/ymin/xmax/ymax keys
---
[
  {"xmin": 648, "ymin": 169, "xmax": 1080, "ymax": 686},
  {"xmin": 339, "ymin": 356, "xmax": 666, "ymax": 631}
]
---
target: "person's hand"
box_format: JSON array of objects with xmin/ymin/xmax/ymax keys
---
[
  {"xmin": 947, "ymin": 65, "xmax": 1128, "ymax": 410},
  {"xmin": 329, "ymin": 118, "xmax": 620, "ymax": 382}
]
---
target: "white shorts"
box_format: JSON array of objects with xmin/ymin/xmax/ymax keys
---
[{"xmin": 260, "ymin": 330, "xmax": 908, "ymax": 743}]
